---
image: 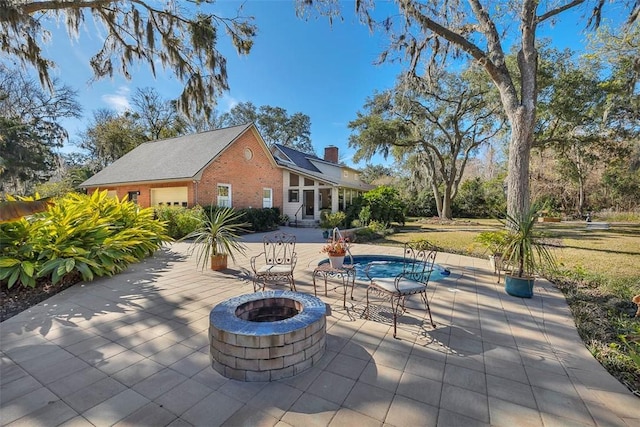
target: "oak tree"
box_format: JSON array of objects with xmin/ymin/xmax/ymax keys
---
[
  {"xmin": 298, "ymin": 0, "xmax": 639, "ymax": 218},
  {"xmin": 0, "ymin": 0, "xmax": 256, "ymax": 117},
  {"xmin": 0, "ymin": 65, "xmax": 80, "ymax": 194},
  {"xmin": 349, "ymin": 69, "xmax": 503, "ymax": 219},
  {"xmin": 220, "ymin": 101, "xmax": 315, "ymax": 154}
]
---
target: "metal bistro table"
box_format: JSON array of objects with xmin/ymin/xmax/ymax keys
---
[{"xmin": 312, "ymin": 263, "xmax": 356, "ymax": 309}]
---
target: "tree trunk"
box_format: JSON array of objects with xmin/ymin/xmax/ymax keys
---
[
  {"xmin": 578, "ymin": 174, "xmax": 585, "ymax": 215},
  {"xmin": 431, "ymin": 180, "xmax": 443, "ymax": 218},
  {"xmin": 441, "ymin": 185, "xmax": 453, "ymax": 220},
  {"xmin": 506, "ymin": 106, "xmax": 535, "ymax": 220}
]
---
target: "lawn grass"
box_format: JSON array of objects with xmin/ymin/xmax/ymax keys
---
[
  {"xmin": 382, "ymin": 218, "xmax": 640, "ymax": 289},
  {"xmin": 374, "ymin": 217, "xmax": 640, "ymax": 395}
]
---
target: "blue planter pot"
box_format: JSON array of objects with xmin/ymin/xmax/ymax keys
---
[{"xmin": 504, "ymin": 275, "xmax": 534, "ymax": 298}]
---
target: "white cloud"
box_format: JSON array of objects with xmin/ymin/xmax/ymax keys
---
[
  {"xmin": 220, "ymin": 94, "xmax": 239, "ymax": 112},
  {"xmin": 102, "ymin": 86, "xmax": 131, "ymax": 112}
]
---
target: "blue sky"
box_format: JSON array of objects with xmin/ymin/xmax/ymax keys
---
[{"xmin": 34, "ymin": 1, "xmax": 623, "ymax": 166}]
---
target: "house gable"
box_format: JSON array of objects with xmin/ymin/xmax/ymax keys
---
[{"xmin": 191, "ymin": 126, "xmax": 282, "ymax": 208}]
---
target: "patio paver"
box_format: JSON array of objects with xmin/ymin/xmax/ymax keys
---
[{"xmin": 1, "ymin": 228, "xmax": 638, "ymax": 426}]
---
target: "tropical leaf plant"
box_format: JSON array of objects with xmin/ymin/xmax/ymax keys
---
[{"xmin": 0, "ymin": 190, "xmax": 170, "ymax": 289}]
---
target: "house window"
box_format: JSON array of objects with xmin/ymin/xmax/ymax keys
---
[
  {"xmin": 288, "ymin": 189, "xmax": 299, "ymax": 203},
  {"xmin": 217, "ymin": 184, "xmax": 231, "ymax": 207},
  {"xmin": 304, "ymin": 177, "xmax": 314, "ymax": 186},
  {"xmin": 244, "ymin": 148, "xmax": 253, "ymax": 160},
  {"xmin": 343, "ymin": 170, "xmax": 349, "ymax": 178},
  {"xmin": 127, "ymin": 191, "xmax": 140, "ymax": 204},
  {"xmin": 290, "ymin": 173, "xmax": 299, "ymax": 186},
  {"xmin": 263, "ymin": 188, "xmax": 273, "ymax": 208}
]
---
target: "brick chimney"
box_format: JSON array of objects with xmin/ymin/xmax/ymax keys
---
[{"xmin": 324, "ymin": 146, "xmax": 338, "ymax": 163}]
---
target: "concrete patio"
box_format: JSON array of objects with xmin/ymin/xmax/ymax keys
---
[{"xmin": 1, "ymin": 228, "xmax": 638, "ymax": 426}]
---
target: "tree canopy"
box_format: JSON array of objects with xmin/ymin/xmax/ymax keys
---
[
  {"xmin": 220, "ymin": 101, "xmax": 315, "ymax": 154},
  {"xmin": 298, "ymin": 0, "xmax": 639, "ymax": 219},
  {"xmin": 0, "ymin": 0, "xmax": 256, "ymax": 117},
  {"xmin": 77, "ymin": 109, "xmax": 147, "ymax": 172},
  {"xmin": 349, "ymin": 68, "xmax": 503, "ymax": 219},
  {"xmin": 0, "ymin": 65, "xmax": 81, "ymax": 194}
]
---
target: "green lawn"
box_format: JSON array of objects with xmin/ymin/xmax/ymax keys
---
[{"xmin": 381, "ymin": 218, "xmax": 640, "ymax": 290}]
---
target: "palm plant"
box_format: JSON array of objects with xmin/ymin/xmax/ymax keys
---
[
  {"xmin": 182, "ymin": 207, "xmax": 249, "ymax": 270},
  {"xmin": 501, "ymin": 205, "xmax": 557, "ymax": 278}
]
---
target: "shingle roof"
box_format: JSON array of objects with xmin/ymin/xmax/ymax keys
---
[
  {"xmin": 81, "ymin": 123, "xmax": 253, "ymax": 187},
  {"xmin": 273, "ymin": 144, "xmax": 323, "ymax": 173},
  {"xmin": 272, "ymin": 144, "xmax": 375, "ymax": 191}
]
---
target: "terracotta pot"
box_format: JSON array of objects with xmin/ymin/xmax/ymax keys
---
[{"xmin": 210, "ymin": 254, "xmax": 228, "ymax": 271}]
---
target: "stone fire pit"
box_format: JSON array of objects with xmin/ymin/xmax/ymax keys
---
[{"xmin": 209, "ymin": 290, "xmax": 326, "ymax": 381}]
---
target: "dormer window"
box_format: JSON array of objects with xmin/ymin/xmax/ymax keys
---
[{"xmin": 343, "ymin": 170, "xmax": 349, "ymax": 178}]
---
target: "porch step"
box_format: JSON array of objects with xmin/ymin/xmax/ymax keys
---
[{"xmin": 291, "ymin": 219, "xmax": 318, "ymax": 228}]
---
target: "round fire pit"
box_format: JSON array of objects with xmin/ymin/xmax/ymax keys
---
[{"xmin": 209, "ymin": 290, "xmax": 326, "ymax": 381}]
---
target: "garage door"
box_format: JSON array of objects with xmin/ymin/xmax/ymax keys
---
[{"xmin": 150, "ymin": 187, "xmax": 188, "ymax": 207}]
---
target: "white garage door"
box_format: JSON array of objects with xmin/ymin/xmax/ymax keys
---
[{"xmin": 150, "ymin": 187, "xmax": 188, "ymax": 207}]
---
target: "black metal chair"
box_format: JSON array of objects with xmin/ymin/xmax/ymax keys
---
[
  {"xmin": 364, "ymin": 242, "xmax": 437, "ymax": 338},
  {"xmin": 250, "ymin": 232, "xmax": 297, "ymax": 292}
]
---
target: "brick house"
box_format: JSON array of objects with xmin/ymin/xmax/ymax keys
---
[
  {"xmin": 81, "ymin": 123, "xmax": 283, "ymax": 209},
  {"xmin": 81, "ymin": 123, "xmax": 373, "ymax": 221}
]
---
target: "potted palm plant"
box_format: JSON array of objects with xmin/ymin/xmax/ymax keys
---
[
  {"xmin": 182, "ymin": 207, "xmax": 248, "ymax": 271},
  {"xmin": 500, "ymin": 205, "xmax": 557, "ymax": 298}
]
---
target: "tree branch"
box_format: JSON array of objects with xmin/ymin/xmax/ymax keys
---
[{"xmin": 536, "ymin": 0, "xmax": 586, "ymax": 24}]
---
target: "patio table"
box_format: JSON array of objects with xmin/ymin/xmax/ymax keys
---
[{"xmin": 312, "ymin": 264, "xmax": 356, "ymax": 309}]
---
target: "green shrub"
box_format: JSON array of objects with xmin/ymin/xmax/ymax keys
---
[
  {"xmin": 354, "ymin": 227, "xmax": 380, "ymax": 242},
  {"xmin": 368, "ymin": 220, "xmax": 387, "ymax": 233},
  {"xmin": 320, "ymin": 211, "xmax": 346, "ymax": 229},
  {"xmin": 358, "ymin": 205, "xmax": 371, "ymax": 226},
  {"xmin": 156, "ymin": 206, "xmax": 204, "ymax": 239},
  {"xmin": 238, "ymin": 207, "xmax": 280, "ymax": 232},
  {"xmin": 363, "ymin": 186, "xmax": 405, "ymax": 225},
  {"xmin": 344, "ymin": 196, "xmax": 364, "ymax": 227},
  {"xmin": 474, "ymin": 230, "xmax": 509, "ymax": 255},
  {"xmin": 0, "ymin": 191, "xmax": 170, "ymax": 289},
  {"xmin": 199, "ymin": 206, "xmax": 280, "ymax": 232},
  {"xmin": 452, "ymin": 176, "xmax": 508, "ymax": 218}
]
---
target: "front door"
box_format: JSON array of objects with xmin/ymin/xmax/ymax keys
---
[{"xmin": 303, "ymin": 190, "xmax": 314, "ymax": 218}]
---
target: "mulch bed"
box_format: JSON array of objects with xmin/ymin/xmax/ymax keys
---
[{"xmin": 0, "ymin": 273, "xmax": 82, "ymax": 322}]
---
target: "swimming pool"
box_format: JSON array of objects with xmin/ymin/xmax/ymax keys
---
[{"xmin": 318, "ymin": 254, "xmax": 450, "ymax": 281}]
